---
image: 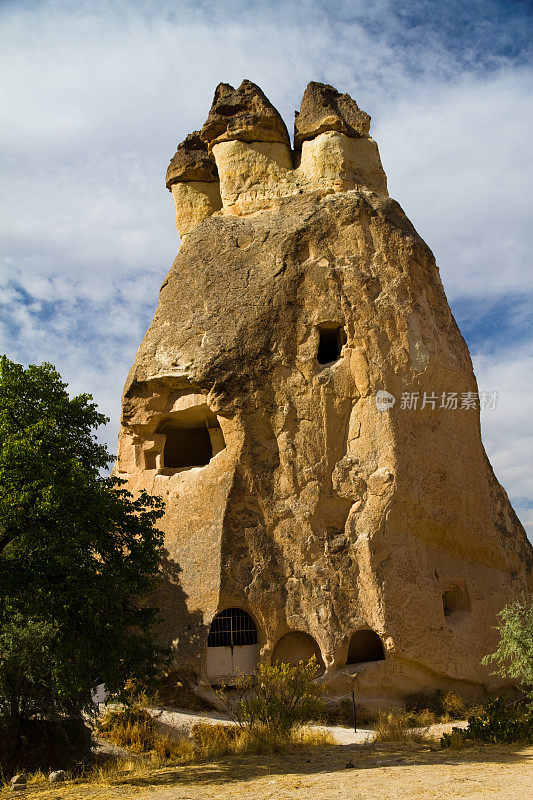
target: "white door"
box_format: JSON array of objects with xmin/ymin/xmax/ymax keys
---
[{"xmin": 206, "ymin": 644, "xmax": 258, "ymax": 681}]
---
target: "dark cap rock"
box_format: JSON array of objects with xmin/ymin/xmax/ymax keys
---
[
  {"xmin": 201, "ymin": 79, "xmax": 290, "ymax": 149},
  {"xmin": 294, "ymin": 82, "xmax": 371, "ymax": 149},
  {"xmin": 165, "ymin": 132, "xmax": 219, "ymax": 190}
]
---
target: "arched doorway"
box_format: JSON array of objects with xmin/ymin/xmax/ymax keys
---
[
  {"xmin": 206, "ymin": 608, "xmax": 258, "ymax": 682},
  {"xmin": 271, "ymin": 631, "xmax": 325, "ymax": 674},
  {"xmin": 346, "ymin": 629, "xmax": 385, "ymax": 664}
]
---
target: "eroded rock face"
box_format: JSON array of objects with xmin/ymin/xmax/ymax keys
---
[{"xmin": 117, "ymin": 81, "xmax": 532, "ymax": 705}]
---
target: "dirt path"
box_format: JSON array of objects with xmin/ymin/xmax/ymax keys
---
[
  {"xmin": 150, "ymin": 705, "xmax": 468, "ymax": 745},
  {"xmin": 150, "ymin": 705, "xmax": 375, "ymax": 744},
  {"xmin": 8, "ymin": 743, "xmax": 532, "ymax": 800}
]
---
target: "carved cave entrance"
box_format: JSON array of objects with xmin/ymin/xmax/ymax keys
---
[
  {"xmin": 206, "ymin": 608, "xmax": 259, "ymax": 682},
  {"xmin": 271, "ymin": 631, "xmax": 325, "ymax": 674},
  {"xmin": 161, "ymin": 422, "xmax": 212, "ymax": 468},
  {"xmin": 346, "ymin": 629, "xmax": 385, "ymax": 664}
]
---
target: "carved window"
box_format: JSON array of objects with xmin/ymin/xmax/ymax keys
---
[
  {"xmin": 317, "ymin": 324, "xmax": 346, "ymax": 364},
  {"xmin": 442, "ymin": 584, "xmax": 470, "ymax": 617},
  {"xmin": 156, "ymin": 405, "xmax": 226, "ymax": 471},
  {"xmin": 161, "ymin": 422, "xmax": 213, "ymax": 468}
]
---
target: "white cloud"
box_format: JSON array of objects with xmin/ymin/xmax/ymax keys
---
[
  {"xmin": 1, "ymin": 0, "xmax": 531, "ymax": 537},
  {"xmin": 473, "ymin": 343, "xmax": 533, "ymax": 531},
  {"xmin": 378, "ymin": 69, "xmax": 533, "ymax": 301}
]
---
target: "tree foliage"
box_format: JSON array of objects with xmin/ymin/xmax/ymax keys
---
[
  {"xmin": 0, "ymin": 356, "xmax": 166, "ymax": 732},
  {"xmin": 482, "ymin": 597, "xmax": 533, "ymax": 694},
  {"xmin": 440, "ymin": 598, "xmax": 533, "ymax": 748}
]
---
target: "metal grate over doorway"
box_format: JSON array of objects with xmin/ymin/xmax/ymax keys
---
[{"xmin": 207, "ymin": 608, "xmax": 258, "ymax": 648}]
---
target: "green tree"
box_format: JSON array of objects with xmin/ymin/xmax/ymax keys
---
[
  {"xmin": 0, "ymin": 356, "xmax": 165, "ymax": 742},
  {"xmin": 482, "ymin": 597, "xmax": 533, "ymax": 695}
]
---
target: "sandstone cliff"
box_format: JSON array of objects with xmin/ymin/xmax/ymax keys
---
[{"xmin": 117, "ymin": 80, "xmax": 532, "ymax": 704}]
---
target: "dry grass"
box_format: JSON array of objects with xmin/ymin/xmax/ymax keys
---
[
  {"xmin": 0, "ymin": 723, "xmax": 333, "ymax": 795},
  {"xmin": 374, "ymin": 708, "xmax": 434, "ymax": 744},
  {"xmin": 320, "ymin": 697, "xmax": 377, "ymax": 728},
  {"xmin": 97, "ymin": 706, "xmax": 189, "ymax": 762},
  {"xmin": 320, "ymin": 692, "xmax": 471, "ymax": 729},
  {"xmin": 3, "ymin": 741, "xmax": 532, "ymax": 800},
  {"xmin": 189, "ymin": 722, "xmax": 334, "ymax": 758},
  {"xmin": 95, "ymin": 708, "xmax": 333, "ymax": 772}
]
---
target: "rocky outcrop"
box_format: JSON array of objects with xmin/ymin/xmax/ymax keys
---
[
  {"xmin": 294, "ymin": 81, "xmax": 371, "ymax": 148},
  {"xmin": 117, "ymin": 80, "xmax": 532, "ymax": 706},
  {"xmin": 200, "ymin": 79, "xmax": 291, "ymax": 149},
  {"xmin": 164, "ymin": 79, "xmax": 387, "ymax": 221},
  {"xmin": 165, "ymin": 132, "xmax": 219, "ymax": 188}
]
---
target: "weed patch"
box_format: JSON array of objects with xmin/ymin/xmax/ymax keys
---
[
  {"xmin": 374, "ymin": 708, "xmax": 431, "ymax": 744},
  {"xmin": 189, "ymin": 722, "xmax": 333, "ymax": 758}
]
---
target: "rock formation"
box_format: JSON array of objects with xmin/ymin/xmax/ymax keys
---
[{"xmin": 117, "ymin": 80, "xmax": 532, "ymax": 705}]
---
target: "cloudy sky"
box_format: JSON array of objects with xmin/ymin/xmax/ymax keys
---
[{"xmin": 1, "ymin": 0, "xmax": 532, "ymax": 537}]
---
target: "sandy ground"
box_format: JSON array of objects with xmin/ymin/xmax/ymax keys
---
[
  {"xmin": 5, "ymin": 743, "xmax": 532, "ymax": 800},
  {"xmin": 3, "ymin": 710, "xmax": 531, "ymax": 800}
]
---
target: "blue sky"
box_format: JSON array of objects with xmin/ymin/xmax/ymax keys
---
[{"xmin": 1, "ymin": 0, "xmax": 532, "ymax": 536}]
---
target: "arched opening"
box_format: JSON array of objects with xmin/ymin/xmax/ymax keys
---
[
  {"xmin": 206, "ymin": 608, "xmax": 259, "ymax": 682},
  {"xmin": 442, "ymin": 584, "xmax": 469, "ymax": 617},
  {"xmin": 346, "ymin": 629, "xmax": 385, "ymax": 664},
  {"xmin": 271, "ymin": 631, "xmax": 325, "ymax": 674},
  {"xmin": 317, "ymin": 324, "xmax": 346, "ymax": 365}
]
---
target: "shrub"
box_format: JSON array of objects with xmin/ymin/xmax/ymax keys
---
[
  {"xmin": 482, "ymin": 598, "xmax": 533, "ymax": 696},
  {"xmin": 98, "ymin": 673, "xmax": 331, "ymax": 768},
  {"xmin": 441, "ymin": 691, "xmax": 467, "ymax": 719},
  {"xmin": 217, "ymin": 657, "xmax": 326, "ymax": 742},
  {"xmin": 441, "ymin": 695, "xmax": 533, "ymax": 747},
  {"xmin": 373, "ymin": 708, "xmax": 432, "ymax": 744}
]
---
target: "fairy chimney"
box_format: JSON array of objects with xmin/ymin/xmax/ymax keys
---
[{"xmin": 116, "ymin": 80, "xmax": 532, "ymax": 705}]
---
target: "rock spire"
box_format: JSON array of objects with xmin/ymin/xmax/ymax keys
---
[{"xmin": 117, "ymin": 80, "xmax": 532, "ymax": 707}]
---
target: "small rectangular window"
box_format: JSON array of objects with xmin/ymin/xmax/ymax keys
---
[{"xmin": 317, "ymin": 325, "xmax": 346, "ymax": 364}]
